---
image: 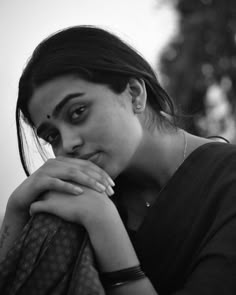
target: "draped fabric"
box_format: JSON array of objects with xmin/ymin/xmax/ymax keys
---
[
  {"xmin": 128, "ymin": 142, "xmax": 236, "ymax": 294},
  {"xmin": 0, "ymin": 213, "xmax": 105, "ymax": 295}
]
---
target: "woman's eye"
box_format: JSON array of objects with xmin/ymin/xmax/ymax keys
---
[
  {"xmin": 45, "ymin": 132, "xmax": 59, "ymax": 145},
  {"xmin": 70, "ymin": 106, "xmax": 86, "ymax": 120}
]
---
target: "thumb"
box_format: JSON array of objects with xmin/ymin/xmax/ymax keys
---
[
  {"xmin": 30, "ymin": 201, "xmax": 54, "ymax": 216},
  {"xmin": 29, "ymin": 198, "xmax": 77, "ymax": 222}
]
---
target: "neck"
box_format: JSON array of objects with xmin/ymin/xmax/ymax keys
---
[
  {"xmin": 118, "ymin": 130, "xmax": 213, "ymax": 214},
  {"xmin": 121, "ymin": 128, "xmax": 186, "ymax": 190}
]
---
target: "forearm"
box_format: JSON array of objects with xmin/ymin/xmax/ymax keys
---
[
  {"xmin": 108, "ymin": 278, "xmax": 157, "ymax": 295},
  {"xmin": 0, "ymin": 204, "xmax": 28, "ymax": 263},
  {"xmin": 87, "ymin": 206, "xmax": 158, "ymax": 294},
  {"xmin": 87, "ymin": 205, "xmax": 139, "ymax": 271}
]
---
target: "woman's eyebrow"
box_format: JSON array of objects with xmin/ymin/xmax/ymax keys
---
[
  {"xmin": 36, "ymin": 92, "xmax": 84, "ymax": 137},
  {"xmin": 52, "ymin": 92, "xmax": 85, "ymax": 118}
]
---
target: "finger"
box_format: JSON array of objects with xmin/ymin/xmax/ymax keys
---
[
  {"xmin": 83, "ymin": 169, "xmax": 115, "ymax": 196},
  {"xmin": 56, "ymin": 156, "xmax": 115, "ymax": 187},
  {"xmin": 29, "ymin": 199, "xmax": 62, "ymax": 217},
  {"xmin": 49, "ymin": 163, "xmax": 110, "ymax": 193},
  {"xmin": 30, "ymin": 196, "xmax": 78, "ymax": 222},
  {"xmin": 42, "ymin": 158, "xmax": 114, "ymax": 194},
  {"xmin": 105, "ymin": 185, "xmax": 115, "ymax": 197},
  {"xmin": 29, "ymin": 201, "xmax": 49, "ymax": 216},
  {"xmin": 46, "ymin": 177, "xmax": 84, "ymax": 195}
]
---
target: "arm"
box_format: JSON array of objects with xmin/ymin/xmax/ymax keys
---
[
  {"xmin": 87, "ymin": 205, "xmax": 157, "ymax": 295},
  {"xmin": 29, "ymin": 175, "xmax": 236, "ymax": 295},
  {"xmin": 0, "ymin": 157, "xmax": 114, "ymax": 262},
  {"xmin": 30, "ymin": 187, "xmax": 158, "ymax": 295},
  {"xmin": 0, "ymin": 203, "xmax": 29, "ymax": 263}
]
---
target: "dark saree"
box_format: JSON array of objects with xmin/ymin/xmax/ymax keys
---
[
  {"xmin": 128, "ymin": 143, "xmax": 236, "ymax": 294},
  {"xmin": 2, "ymin": 142, "xmax": 236, "ymax": 295},
  {"xmin": 0, "ymin": 213, "xmax": 105, "ymax": 294}
]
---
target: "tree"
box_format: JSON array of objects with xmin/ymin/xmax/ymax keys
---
[{"xmin": 159, "ymin": 0, "xmax": 236, "ymax": 138}]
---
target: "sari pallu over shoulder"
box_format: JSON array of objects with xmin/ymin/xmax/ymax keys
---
[{"xmin": 0, "ymin": 213, "xmax": 105, "ymax": 295}]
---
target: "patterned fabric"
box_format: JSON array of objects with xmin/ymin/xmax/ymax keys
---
[{"xmin": 0, "ymin": 213, "xmax": 105, "ymax": 295}]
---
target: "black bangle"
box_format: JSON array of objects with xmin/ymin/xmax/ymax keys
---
[{"xmin": 100, "ymin": 265, "xmax": 146, "ymax": 289}]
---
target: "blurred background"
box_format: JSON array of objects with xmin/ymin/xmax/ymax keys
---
[
  {"xmin": 160, "ymin": 0, "xmax": 236, "ymax": 141},
  {"xmin": 0, "ymin": 0, "xmax": 235, "ymax": 222}
]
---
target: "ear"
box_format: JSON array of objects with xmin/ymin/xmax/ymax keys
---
[{"xmin": 127, "ymin": 78, "xmax": 147, "ymax": 113}]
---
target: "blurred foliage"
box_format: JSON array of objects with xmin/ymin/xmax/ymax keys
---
[{"xmin": 159, "ymin": 0, "xmax": 236, "ymax": 135}]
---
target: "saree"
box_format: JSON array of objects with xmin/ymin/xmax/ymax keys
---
[
  {"xmin": 0, "ymin": 213, "xmax": 105, "ymax": 295},
  {"xmin": 129, "ymin": 142, "xmax": 236, "ymax": 294}
]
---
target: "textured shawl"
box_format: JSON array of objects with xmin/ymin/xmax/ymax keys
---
[{"xmin": 0, "ymin": 213, "xmax": 105, "ymax": 295}]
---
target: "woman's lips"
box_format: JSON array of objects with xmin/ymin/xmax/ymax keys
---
[
  {"xmin": 79, "ymin": 152, "xmax": 102, "ymax": 165},
  {"xmin": 88, "ymin": 152, "xmax": 100, "ymax": 163},
  {"xmin": 79, "ymin": 152, "xmax": 97, "ymax": 160}
]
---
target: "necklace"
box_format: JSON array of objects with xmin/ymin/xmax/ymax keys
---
[
  {"xmin": 145, "ymin": 131, "xmax": 188, "ymax": 208},
  {"xmin": 180, "ymin": 130, "xmax": 188, "ymax": 168}
]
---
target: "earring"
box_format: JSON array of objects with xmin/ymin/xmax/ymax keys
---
[{"xmin": 134, "ymin": 104, "xmax": 142, "ymax": 113}]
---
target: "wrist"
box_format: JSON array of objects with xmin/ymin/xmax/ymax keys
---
[
  {"xmin": 100, "ymin": 265, "xmax": 146, "ymax": 290},
  {"xmin": 87, "ymin": 207, "xmax": 139, "ymax": 272},
  {"xmin": 5, "ymin": 198, "xmax": 29, "ymax": 225}
]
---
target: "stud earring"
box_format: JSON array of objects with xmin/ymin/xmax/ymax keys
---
[{"xmin": 134, "ymin": 105, "xmax": 142, "ymax": 113}]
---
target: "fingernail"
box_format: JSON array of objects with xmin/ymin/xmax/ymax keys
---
[
  {"xmin": 108, "ymin": 178, "xmax": 115, "ymax": 187},
  {"xmin": 106, "ymin": 186, "xmax": 115, "ymax": 196},
  {"xmin": 96, "ymin": 182, "xmax": 106, "ymax": 192},
  {"xmin": 74, "ymin": 186, "xmax": 83, "ymax": 194}
]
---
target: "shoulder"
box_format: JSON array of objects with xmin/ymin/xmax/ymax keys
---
[
  {"xmin": 189, "ymin": 142, "xmax": 236, "ymax": 168},
  {"xmin": 182, "ymin": 142, "xmax": 236, "ymax": 212}
]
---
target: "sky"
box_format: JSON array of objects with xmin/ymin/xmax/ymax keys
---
[{"xmin": 0, "ymin": 0, "xmax": 177, "ymax": 216}]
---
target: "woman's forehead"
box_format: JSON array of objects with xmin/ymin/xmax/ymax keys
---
[
  {"xmin": 28, "ymin": 75, "xmax": 124, "ymax": 126},
  {"xmin": 28, "ymin": 76, "xmax": 85, "ymax": 122},
  {"xmin": 33, "ymin": 76, "xmax": 90, "ymax": 98}
]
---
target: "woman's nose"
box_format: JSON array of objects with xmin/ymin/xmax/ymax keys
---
[{"xmin": 59, "ymin": 127, "xmax": 84, "ymax": 156}]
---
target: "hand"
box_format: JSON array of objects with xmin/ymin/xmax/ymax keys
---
[
  {"xmin": 29, "ymin": 185, "xmax": 117, "ymax": 228},
  {"xmin": 7, "ymin": 156, "xmax": 115, "ymax": 217},
  {"xmin": 29, "ymin": 187, "xmax": 142, "ymax": 275}
]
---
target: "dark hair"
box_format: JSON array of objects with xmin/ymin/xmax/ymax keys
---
[{"xmin": 16, "ymin": 25, "xmax": 178, "ymax": 176}]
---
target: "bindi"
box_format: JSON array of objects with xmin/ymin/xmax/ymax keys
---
[{"xmin": 46, "ymin": 114, "xmax": 51, "ymax": 119}]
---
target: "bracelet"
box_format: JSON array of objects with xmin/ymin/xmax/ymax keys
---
[{"xmin": 100, "ymin": 265, "xmax": 146, "ymax": 289}]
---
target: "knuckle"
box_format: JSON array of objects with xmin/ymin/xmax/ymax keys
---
[
  {"xmin": 87, "ymin": 176, "xmax": 97, "ymax": 186},
  {"xmin": 80, "ymin": 159, "xmax": 92, "ymax": 168},
  {"xmin": 80, "ymin": 173, "xmax": 94, "ymax": 186},
  {"xmin": 32, "ymin": 173, "xmax": 44, "ymax": 188},
  {"xmin": 97, "ymin": 174, "xmax": 107, "ymax": 185},
  {"xmin": 48, "ymin": 178, "xmax": 72, "ymax": 191},
  {"xmin": 67, "ymin": 167, "xmax": 77, "ymax": 178},
  {"xmin": 48, "ymin": 178, "xmax": 60, "ymax": 188},
  {"xmin": 35, "ymin": 169, "xmax": 44, "ymax": 179},
  {"xmin": 33, "ymin": 180, "xmax": 41, "ymax": 192}
]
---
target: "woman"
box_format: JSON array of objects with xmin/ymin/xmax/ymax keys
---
[{"xmin": 1, "ymin": 25, "xmax": 236, "ymax": 294}]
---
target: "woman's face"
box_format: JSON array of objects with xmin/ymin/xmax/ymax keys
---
[{"xmin": 28, "ymin": 75, "xmax": 144, "ymax": 178}]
